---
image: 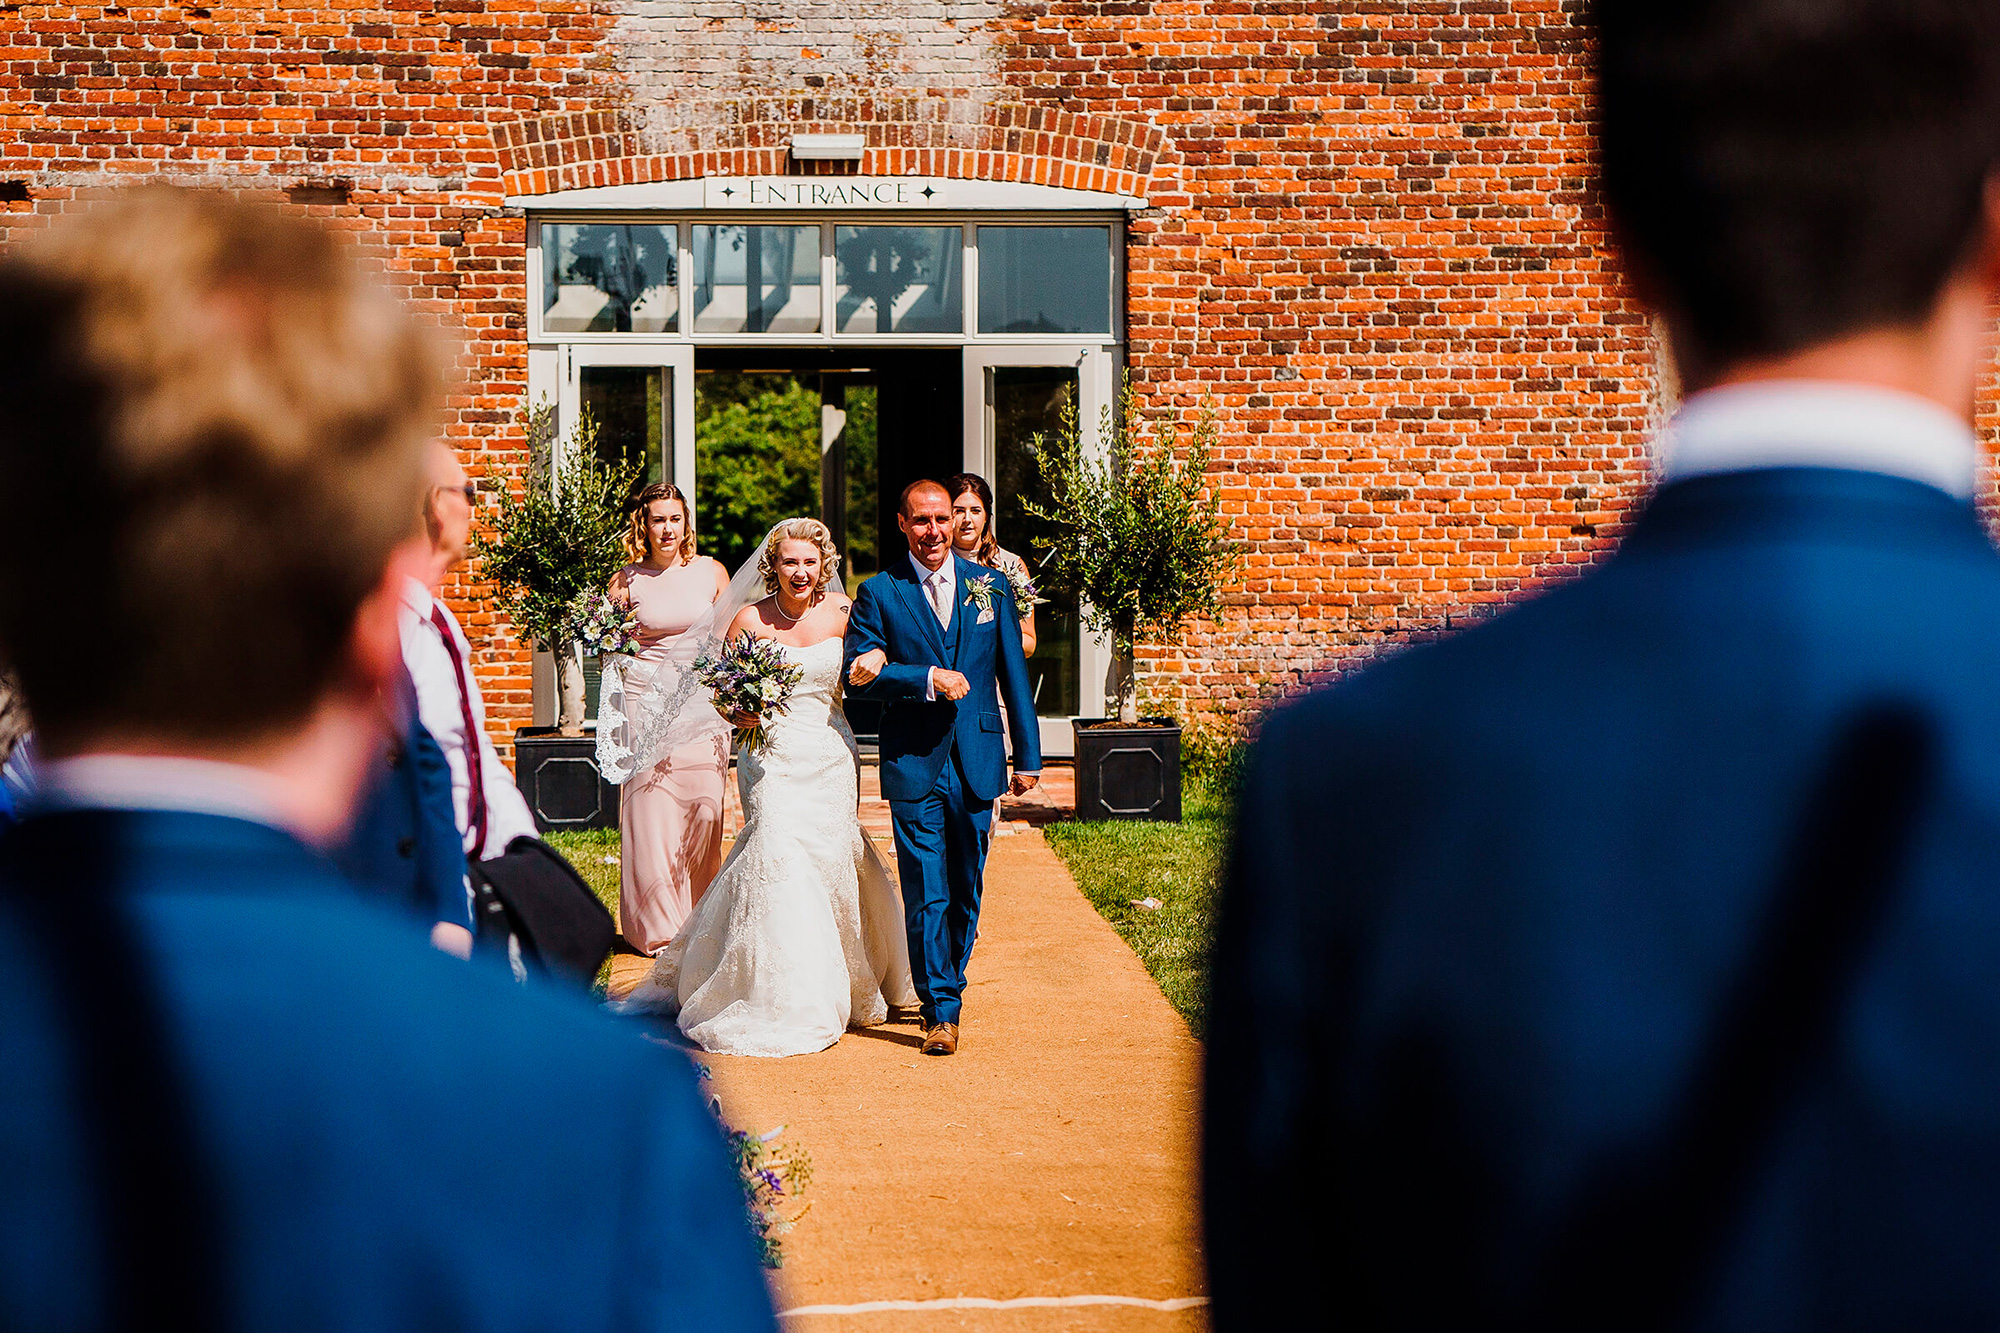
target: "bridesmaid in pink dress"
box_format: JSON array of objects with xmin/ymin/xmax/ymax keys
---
[{"xmin": 609, "ymin": 483, "xmax": 732, "ymax": 954}]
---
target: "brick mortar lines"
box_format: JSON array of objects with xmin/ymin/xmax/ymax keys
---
[{"xmin": 10, "ymin": 1, "xmax": 2000, "ymax": 748}]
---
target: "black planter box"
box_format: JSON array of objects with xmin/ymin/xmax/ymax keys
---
[
  {"xmin": 513, "ymin": 727, "xmax": 619, "ymax": 833},
  {"xmin": 1071, "ymin": 718, "xmax": 1182, "ymax": 823}
]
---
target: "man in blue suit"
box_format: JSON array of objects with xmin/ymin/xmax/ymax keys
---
[
  {"xmin": 334, "ymin": 665, "xmax": 476, "ymax": 952},
  {"xmin": 845, "ymin": 479, "xmax": 1041, "ymax": 1055},
  {"xmin": 0, "ymin": 189, "xmax": 775, "ymax": 1330},
  {"xmin": 1208, "ymin": 0, "xmax": 2000, "ymax": 1327}
]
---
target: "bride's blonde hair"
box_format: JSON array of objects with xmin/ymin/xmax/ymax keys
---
[{"xmin": 758, "ymin": 517, "xmax": 841, "ymax": 595}]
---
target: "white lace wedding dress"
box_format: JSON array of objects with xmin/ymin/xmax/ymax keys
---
[{"xmin": 617, "ymin": 636, "xmax": 917, "ymax": 1057}]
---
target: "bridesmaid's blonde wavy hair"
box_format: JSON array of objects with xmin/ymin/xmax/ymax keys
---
[
  {"xmin": 624, "ymin": 482, "xmax": 697, "ymax": 563},
  {"xmin": 758, "ymin": 518, "xmax": 841, "ymax": 595}
]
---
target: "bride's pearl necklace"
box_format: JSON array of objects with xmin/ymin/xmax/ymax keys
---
[{"xmin": 772, "ymin": 591, "xmax": 817, "ymax": 627}]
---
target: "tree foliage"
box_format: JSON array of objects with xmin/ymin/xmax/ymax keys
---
[
  {"xmin": 473, "ymin": 399, "xmax": 642, "ymax": 652},
  {"xmin": 1022, "ymin": 381, "xmax": 1237, "ymax": 721},
  {"xmin": 694, "ymin": 371, "xmax": 821, "ymax": 572}
]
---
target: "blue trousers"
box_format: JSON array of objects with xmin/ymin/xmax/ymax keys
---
[{"xmin": 889, "ymin": 755, "xmax": 992, "ymax": 1026}]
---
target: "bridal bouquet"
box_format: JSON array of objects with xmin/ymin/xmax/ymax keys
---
[
  {"xmin": 695, "ymin": 631, "xmax": 805, "ymax": 753},
  {"xmin": 568, "ymin": 590, "xmax": 641, "ymax": 657}
]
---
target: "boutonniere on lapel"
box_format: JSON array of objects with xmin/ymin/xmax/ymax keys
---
[{"xmin": 964, "ymin": 574, "xmax": 999, "ymax": 625}]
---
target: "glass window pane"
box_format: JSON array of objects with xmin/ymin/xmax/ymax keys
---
[
  {"xmin": 694, "ymin": 370, "xmax": 822, "ymax": 572},
  {"xmin": 992, "ymin": 366, "xmax": 1082, "ymax": 718},
  {"xmin": 692, "ymin": 225, "xmax": 822, "ymax": 334},
  {"xmin": 833, "ymin": 226, "xmax": 962, "ymax": 334},
  {"xmin": 978, "ymin": 226, "xmax": 1112, "ymax": 335},
  {"xmin": 840, "ymin": 381, "xmax": 878, "ymax": 594},
  {"xmin": 541, "ymin": 224, "xmax": 678, "ymax": 333},
  {"xmin": 579, "ymin": 365, "xmax": 670, "ymax": 482}
]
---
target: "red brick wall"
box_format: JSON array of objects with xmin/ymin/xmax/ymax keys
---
[
  {"xmin": 27, "ymin": 0, "xmax": 1961, "ymax": 753},
  {"xmin": 0, "ymin": 0, "xmax": 632, "ymax": 755},
  {"xmin": 994, "ymin": 0, "xmax": 1663, "ymax": 729}
]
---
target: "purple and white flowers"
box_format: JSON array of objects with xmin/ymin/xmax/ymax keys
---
[
  {"xmin": 1000, "ymin": 562, "xmax": 1045, "ymax": 609},
  {"xmin": 570, "ymin": 590, "xmax": 641, "ymax": 657},
  {"xmin": 963, "ymin": 574, "xmax": 999, "ymax": 619},
  {"xmin": 695, "ymin": 631, "xmax": 805, "ymax": 753}
]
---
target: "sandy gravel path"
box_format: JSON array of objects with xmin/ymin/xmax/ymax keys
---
[{"xmin": 609, "ymin": 828, "xmax": 1207, "ymax": 1331}]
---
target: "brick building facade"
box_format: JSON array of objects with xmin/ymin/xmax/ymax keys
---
[{"xmin": 0, "ymin": 0, "xmax": 1693, "ymax": 754}]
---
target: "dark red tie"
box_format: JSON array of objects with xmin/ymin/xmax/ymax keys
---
[{"xmin": 430, "ymin": 604, "xmax": 488, "ymax": 859}]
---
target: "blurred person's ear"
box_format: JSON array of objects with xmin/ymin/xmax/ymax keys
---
[
  {"xmin": 344, "ymin": 536, "xmax": 428, "ymax": 702},
  {"xmin": 1970, "ymin": 173, "xmax": 2000, "ymax": 294}
]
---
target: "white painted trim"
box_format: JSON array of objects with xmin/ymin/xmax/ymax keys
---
[
  {"xmin": 788, "ymin": 133, "xmax": 864, "ymax": 161},
  {"xmin": 962, "ymin": 342, "xmax": 1121, "ymax": 752},
  {"xmin": 508, "ymin": 177, "xmax": 1145, "ymax": 212},
  {"xmin": 778, "ymin": 1295, "xmax": 1210, "ymax": 1316}
]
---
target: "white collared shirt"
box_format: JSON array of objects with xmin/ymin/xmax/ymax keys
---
[
  {"xmin": 911, "ymin": 551, "xmax": 955, "ymax": 626},
  {"xmin": 33, "ymin": 754, "xmax": 296, "ymax": 833},
  {"xmin": 398, "ymin": 577, "xmax": 539, "ymax": 859},
  {"xmin": 910, "ymin": 552, "xmax": 955, "ymax": 702},
  {"xmin": 1657, "ymin": 380, "xmax": 1979, "ymax": 501}
]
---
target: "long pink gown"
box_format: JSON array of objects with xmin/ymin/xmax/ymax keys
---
[{"xmin": 618, "ymin": 558, "xmax": 728, "ymax": 954}]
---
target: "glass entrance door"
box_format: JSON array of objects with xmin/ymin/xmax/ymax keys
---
[
  {"xmin": 559, "ymin": 343, "xmax": 696, "ymax": 496},
  {"xmin": 963, "ymin": 344, "xmax": 1117, "ymax": 757}
]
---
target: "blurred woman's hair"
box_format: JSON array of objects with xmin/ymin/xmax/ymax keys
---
[
  {"xmin": 625, "ymin": 482, "xmax": 696, "ymax": 564},
  {"xmin": 758, "ymin": 518, "xmax": 840, "ymax": 596},
  {"xmin": 943, "ymin": 472, "xmax": 999, "ymax": 567}
]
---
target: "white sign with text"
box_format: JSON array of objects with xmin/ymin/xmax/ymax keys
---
[{"xmin": 702, "ymin": 177, "xmax": 951, "ymax": 209}]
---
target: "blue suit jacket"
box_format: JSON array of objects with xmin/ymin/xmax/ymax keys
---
[
  {"xmin": 334, "ymin": 717, "xmax": 469, "ymax": 929},
  {"xmin": 845, "ymin": 553, "xmax": 1042, "ymax": 804},
  {"xmin": 1208, "ymin": 468, "xmax": 2000, "ymax": 1328},
  {"xmin": 0, "ymin": 809, "xmax": 776, "ymax": 1330}
]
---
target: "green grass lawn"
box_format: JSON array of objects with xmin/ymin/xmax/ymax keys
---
[
  {"xmin": 544, "ymin": 826, "xmax": 623, "ymax": 917},
  {"xmin": 1043, "ymin": 778, "xmax": 1228, "ymax": 1038},
  {"xmin": 543, "ymin": 827, "xmax": 623, "ymax": 994}
]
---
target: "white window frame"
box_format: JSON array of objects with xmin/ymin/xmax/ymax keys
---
[
  {"xmin": 524, "ymin": 210, "xmax": 1125, "ymax": 743},
  {"xmin": 526, "ymin": 214, "xmax": 1123, "ymax": 349},
  {"xmin": 961, "ymin": 343, "xmax": 1120, "ymax": 752}
]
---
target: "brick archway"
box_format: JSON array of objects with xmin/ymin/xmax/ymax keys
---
[{"xmin": 493, "ymin": 97, "xmax": 1166, "ymax": 200}]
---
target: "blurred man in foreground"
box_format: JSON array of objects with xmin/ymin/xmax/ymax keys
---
[
  {"xmin": 1209, "ymin": 1, "xmax": 2000, "ymax": 1326},
  {"xmin": 0, "ymin": 189, "xmax": 775, "ymax": 1330}
]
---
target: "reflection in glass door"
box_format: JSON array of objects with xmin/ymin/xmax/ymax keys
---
[
  {"xmin": 560, "ymin": 344, "xmax": 695, "ymax": 497},
  {"xmin": 992, "ymin": 366, "xmax": 1082, "ymax": 722},
  {"xmin": 578, "ymin": 366, "xmax": 671, "ymax": 713},
  {"xmin": 557, "ymin": 344, "xmax": 695, "ymax": 723},
  {"xmin": 579, "ymin": 364, "xmax": 670, "ymax": 481},
  {"xmin": 965, "ymin": 345, "xmax": 1116, "ymax": 756}
]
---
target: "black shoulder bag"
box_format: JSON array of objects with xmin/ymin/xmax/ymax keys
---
[{"xmin": 469, "ymin": 835, "xmax": 615, "ymax": 989}]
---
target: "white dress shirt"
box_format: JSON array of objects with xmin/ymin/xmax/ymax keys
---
[
  {"xmin": 911, "ymin": 551, "xmax": 955, "ymax": 701},
  {"xmin": 399, "ymin": 578, "xmax": 539, "ymax": 859},
  {"xmin": 34, "ymin": 754, "xmax": 295, "ymax": 831},
  {"xmin": 905, "ymin": 552, "xmax": 1039, "ymax": 778},
  {"xmin": 1657, "ymin": 380, "xmax": 1979, "ymax": 500}
]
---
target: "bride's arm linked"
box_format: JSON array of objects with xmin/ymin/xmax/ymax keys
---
[{"xmin": 844, "ymin": 580, "xmax": 931, "ymax": 699}]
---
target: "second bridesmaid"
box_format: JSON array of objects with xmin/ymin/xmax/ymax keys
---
[{"xmin": 609, "ymin": 482, "xmax": 731, "ymax": 954}]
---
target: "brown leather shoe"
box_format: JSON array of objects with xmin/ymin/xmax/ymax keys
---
[{"xmin": 922, "ymin": 1022, "xmax": 959, "ymax": 1056}]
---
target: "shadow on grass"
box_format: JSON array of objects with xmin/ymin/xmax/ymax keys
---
[{"xmin": 1042, "ymin": 778, "xmax": 1227, "ymax": 1039}]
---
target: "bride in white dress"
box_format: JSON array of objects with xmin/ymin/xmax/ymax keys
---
[{"xmin": 618, "ymin": 518, "xmax": 916, "ymax": 1057}]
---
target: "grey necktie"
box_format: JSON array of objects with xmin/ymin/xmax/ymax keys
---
[{"xmin": 927, "ymin": 570, "xmax": 950, "ymax": 627}]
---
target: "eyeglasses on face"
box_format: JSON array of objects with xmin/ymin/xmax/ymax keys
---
[{"xmin": 435, "ymin": 481, "xmax": 478, "ymax": 505}]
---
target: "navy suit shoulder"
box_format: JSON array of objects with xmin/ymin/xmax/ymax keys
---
[
  {"xmin": 333, "ymin": 717, "xmax": 469, "ymax": 929},
  {"xmin": 0, "ymin": 810, "xmax": 775, "ymax": 1332},
  {"xmin": 1210, "ymin": 469, "xmax": 2000, "ymax": 1328}
]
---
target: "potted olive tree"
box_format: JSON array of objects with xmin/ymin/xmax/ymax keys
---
[
  {"xmin": 1023, "ymin": 382, "xmax": 1237, "ymax": 823},
  {"xmin": 472, "ymin": 400, "xmax": 640, "ymax": 831}
]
